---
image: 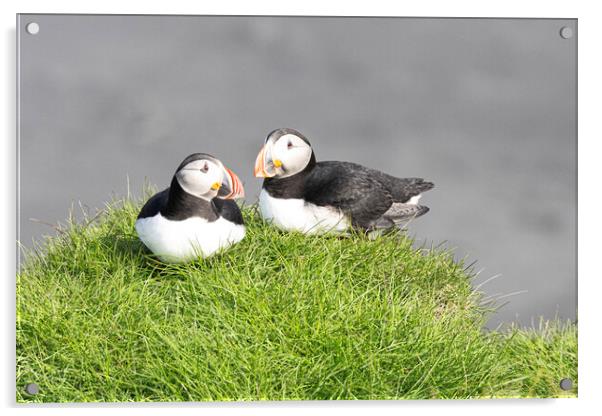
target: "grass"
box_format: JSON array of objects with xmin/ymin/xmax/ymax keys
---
[{"xmin": 16, "ymin": 194, "xmax": 577, "ymax": 402}]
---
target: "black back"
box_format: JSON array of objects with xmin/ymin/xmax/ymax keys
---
[
  {"xmin": 262, "ymin": 160, "xmax": 433, "ymax": 230},
  {"xmin": 137, "ymin": 188, "xmax": 170, "ymax": 219},
  {"xmin": 212, "ymin": 198, "xmax": 244, "ymax": 225},
  {"xmin": 321, "ymin": 162, "xmax": 434, "ymax": 203}
]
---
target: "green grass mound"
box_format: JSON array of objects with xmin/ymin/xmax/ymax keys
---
[{"xmin": 17, "ymin": 198, "xmax": 577, "ymax": 402}]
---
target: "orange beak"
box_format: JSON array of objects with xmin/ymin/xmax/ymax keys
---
[
  {"xmin": 220, "ymin": 167, "xmax": 245, "ymax": 199},
  {"xmin": 253, "ymin": 144, "xmax": 274, "ymax": 178},
  {"xmin": 254, "ymin": 145, "xmax": 269, "ymax": 177}
]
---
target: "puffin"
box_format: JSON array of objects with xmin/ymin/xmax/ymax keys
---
[
  {"xmin": 135, "ymin": 153, "xmax": 245, "ymax": 263},
  {"xmin": 253, "ymin": 128, "xmax": 434, "ymax": 234}
]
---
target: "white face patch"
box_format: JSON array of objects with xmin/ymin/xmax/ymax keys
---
[
  {"xmin": 270, "ymin": 134, "xmax": 313, "ymax": 178},
  {"xmin": 176, "ymin": 159, "xmax": 224, "ymax": 200}
]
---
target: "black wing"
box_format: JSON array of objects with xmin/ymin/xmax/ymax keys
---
[
  {"xmin": 213, "ymin": 199, "xmax": 244, "ymax": 225},
  {"xmin": 335, "ymin": 162, "xmax": 433, "ymax": 203},
  {"xmin": 371, "ymin": 174, "xmax": 434, "ymax": 203},
  {"xmin": 137, "ymin": 188, "xmax": 169, "ymax": 219},
  {"xmin": 303, "ymin": 162, "xmax": 394, "ymax": 230}
]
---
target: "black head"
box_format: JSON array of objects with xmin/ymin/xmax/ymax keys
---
[
  {"xmin": 174, "ymin": 153, "xmax": 244, "ymax": 201},
  {"xmin": 253, "ymin": 128, "xmax": 314, "ymax": 179}
]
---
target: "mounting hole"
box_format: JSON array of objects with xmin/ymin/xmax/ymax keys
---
[
  {"xmin": 24, "ymin": 383, "xmax": 39, "ymax": 395},
  {"xmin": 559, "ymin": 378, "xmax": 573, "ymax": 391},
  {"xmin": 26, "ymin": 22, "xmax": 40, "ymax": 35},
  {"xmin": 559, "ymin": 26, "xmax": 573, "ymax": 39}
]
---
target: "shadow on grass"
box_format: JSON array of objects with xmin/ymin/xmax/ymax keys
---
[{"xmin": 98, "ymin": 234, "xmax": 146, "ymax": 257}]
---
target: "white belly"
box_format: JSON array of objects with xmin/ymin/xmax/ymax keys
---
[
  {"xmin": 258, "ymin": 189, "xmax": 350, "ymax": 234},
  {"xmin": 135, "ymin": 213, "xmax": 245, "ymax": 263}
]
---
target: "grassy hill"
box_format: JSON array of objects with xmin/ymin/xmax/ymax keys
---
[{"xmin": 16, "ymin": 197, "xmax": 577, "ymax": 402}]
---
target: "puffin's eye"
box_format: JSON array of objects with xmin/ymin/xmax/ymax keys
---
[
  {"xmin": 200, "ymin": 162, "xmax": 209, "ymax": 173},
  {"xmin": 287, "ymin": 141, "xmax": 293, "ymax": 149}
]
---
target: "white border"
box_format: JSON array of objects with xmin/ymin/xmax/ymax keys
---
[{"xmin": 2, "ymin": 1, "xmax": 600, "ymax": 415}]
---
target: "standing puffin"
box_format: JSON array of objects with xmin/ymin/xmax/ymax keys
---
[
  {"xmin": 254, "ymin": 128, "xmax": 434, "ymax": 234},
  {"xmin": 135, "ymin": 153, "xmax": 245, "ymax": 263}
]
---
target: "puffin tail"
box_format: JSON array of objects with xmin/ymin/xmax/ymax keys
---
[{"xmin": 383, "ymin": 203, "xmax": 430, "ymax": 227}]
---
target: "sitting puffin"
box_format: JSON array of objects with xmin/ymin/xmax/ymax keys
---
[
  {"xmin": 135, "ymin": 153, "xmax": 245, "ymax": 262},
  {"xmin": 253, "ymin": 128, "xmax": 434, "ymax": 234}
]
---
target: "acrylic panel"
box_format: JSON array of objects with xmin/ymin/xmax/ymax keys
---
[{"xmin": 16, "ymin": 14, "xmax": 577, "ymax": 401}]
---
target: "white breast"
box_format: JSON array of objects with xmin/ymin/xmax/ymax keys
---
[
  {"xmin": 135, "ymin": 213, "xmax": 245, "ymax": 263},
  {"xmin": 258, "ymin": 189, "xmax": 350, "ymax": 234}
]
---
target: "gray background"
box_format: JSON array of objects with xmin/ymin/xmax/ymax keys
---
[{"xmin": 18, "ymin": 15, "xmax": 577, "ymax": 328}]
